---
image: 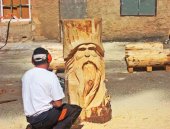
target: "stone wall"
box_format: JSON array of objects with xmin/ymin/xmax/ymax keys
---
[
  {"xmin": 87, "ymin": 0, "xmax": 170, "ymax": 41},
  {"xmin": 31, "ymin": 0, "xmax": 60, "ymax": 41}
]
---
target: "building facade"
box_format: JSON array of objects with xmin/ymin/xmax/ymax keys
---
[{"xmin": 0, "ymin": 0, "xmax": 169, "ymax": 42}]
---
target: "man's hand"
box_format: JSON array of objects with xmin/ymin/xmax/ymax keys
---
[{"xmin": 51, "ymin": 100, "xmax": 62, "ymax": 108}]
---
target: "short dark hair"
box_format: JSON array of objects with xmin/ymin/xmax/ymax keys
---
[{"xmin": 32, "ymin": 47, "xmax": 48, "ymax": 65}]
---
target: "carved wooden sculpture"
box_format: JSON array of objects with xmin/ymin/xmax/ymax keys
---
[{"xmin": 61, "ymin": 19, "xmax": 111, "ymax": 123}]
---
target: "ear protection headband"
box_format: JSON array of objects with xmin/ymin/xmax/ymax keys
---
[
  {"xmin": 32, "ymin": 49, "xmax": 52, "ymax": 64},
  {"xmin": 47, "ymin": 52, "xmax": 52, "ymax": 63}
]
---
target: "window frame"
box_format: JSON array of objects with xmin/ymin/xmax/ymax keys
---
[
  {"xmin": 120, "ymin": 0, "xmax": 157, "ymax": 16},
  {"xmin": 0, "ymin": 0, "xmax": 31, "ymax": 22}
]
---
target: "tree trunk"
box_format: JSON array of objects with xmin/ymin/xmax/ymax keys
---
[{"xmin": 61, "ymin": 19, "xmax": 111, "ymax": 123}]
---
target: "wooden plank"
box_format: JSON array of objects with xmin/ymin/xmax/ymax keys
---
[
  {"xmin": 165, "ymin": 65, "xmax": 170, "ymax": 72},
  {"xmin": 128, "ymin": 67, "xmax": 133, "ymax": 73},
  {"xmin": 13, "ymin": 0, "xmax": 20, "ymax": 5},
  {"xmin": 3, "ymin": 0, "xmax": 11, "ymax": 5},
  {"xmin": 21, "ymin": 0, "xmax": 29, "ymax": 4},
  {"xmin": 126, "ymin": 65, "xmax": 169, "ymax": 73},
  {"xmin": 22, "ymin": 6, "xmax": 29, "ymax": 19},
  {"xmin": 147, "ymin": 66, "xmax": 152, "ymax": 72}
]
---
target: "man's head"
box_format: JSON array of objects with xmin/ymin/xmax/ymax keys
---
[{"xmin": 32, "ymin": 47, "xmax": 52, "ymax": 66}]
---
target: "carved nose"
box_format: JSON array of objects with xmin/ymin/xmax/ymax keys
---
[{"xmin": 85, "ymin": 51, "xmax": 90, "ymax": 57}]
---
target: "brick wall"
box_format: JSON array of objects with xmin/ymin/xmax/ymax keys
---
[{"xmin": 87, "ymin": 0, "xmax": 170, "ymax": 41}]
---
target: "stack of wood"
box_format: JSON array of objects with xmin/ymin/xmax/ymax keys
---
[{"xmin": 125, "ymin": 42, "xmax": 170, "ymax": 73}]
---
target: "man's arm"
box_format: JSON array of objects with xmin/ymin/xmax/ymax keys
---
[{"xmin": 51, "ymin": 99, "xmax": 63, "ymax": 108}]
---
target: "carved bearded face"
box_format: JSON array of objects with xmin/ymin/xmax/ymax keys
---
[
  {"xmin": 74, "ymin": 44, "xmax": 102, "ymax": 69},
  {"xmin": 72, "ymin": 43, "xmax": 103, "ymax": 107}
]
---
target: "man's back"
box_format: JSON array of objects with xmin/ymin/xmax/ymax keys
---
[{"xmin": 22, "ymin": 67, "xmax": 65, "ymax": 116}]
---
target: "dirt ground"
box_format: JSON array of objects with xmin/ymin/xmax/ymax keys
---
[{"xmin": 0, "ymin": 41, "xmax": 170, "ymax": 129}]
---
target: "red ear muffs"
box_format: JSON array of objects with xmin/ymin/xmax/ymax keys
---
[{"xmin": 47, "ymin": 53, "xmax": 52, "ymax": 63}]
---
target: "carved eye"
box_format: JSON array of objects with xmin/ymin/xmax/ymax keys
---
[
  {"xmin": 78, "ymin": 48, "xmax": 86, "ymax": 51},
  {"xmin": 88, "ymin": 47, "xmax": 96, "ymax": 50}
]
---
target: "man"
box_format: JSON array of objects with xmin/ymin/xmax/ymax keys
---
[{"xmin": 22, "ymin": 47, "xmax": 82, "ymax": 129}]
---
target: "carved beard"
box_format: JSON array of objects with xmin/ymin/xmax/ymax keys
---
[
  {"xmin": 82, "ymin": 61, "xmax": 101, "ymax": 108},
  {"xmin": 83, "ymin": 62, "xmax": 97, "ymax": 96},
  {"xmin": 72, "ymin": 50, "xmax": 103, "ymax": 107}
]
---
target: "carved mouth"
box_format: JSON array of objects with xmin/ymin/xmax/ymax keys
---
[
  {"xmin": 82, "ymin": 61, "xmax": 99, "ymax": 73},
  {"xmin": 83, "ymin": 61, "xmax": 97, "ymax": 69}
]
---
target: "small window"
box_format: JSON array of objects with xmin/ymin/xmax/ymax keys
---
[
  {"xmin": 121, "ymin": 0, "xmax": 156, "ymax": 16},
  {"xmin": 0, "ymin": 0, "xmax": 31, "ymax": 22}
]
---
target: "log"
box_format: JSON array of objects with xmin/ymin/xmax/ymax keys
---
[
  {"xmin": 125, "ymin": 40, "xmax": 170, "ymax": 68},
  {"xmin": 125, "ymin": 50, "xmax": 164, "ymax": 58},
  {"xmin": 49, "ymin": 60, "xmax": 65, "ymax": 72},
  {"xmin": 126, "ymin": 55, "xmax": 167, "ymax": 67},
  {"xmin": 61, "ymin": 18, "xmax": 111, "ymax": 123},
  {"xmin": 126, "ymin": 49, "xmax": 170, "ymax": 67},
  {"xmin": 125, "ymin": 42, "xmax": 163, "ymax": 50}
]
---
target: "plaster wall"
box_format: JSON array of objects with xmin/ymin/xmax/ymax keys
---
[
  {"xmin": 31, "ymin": 0, "xmax": 60, "ymax": 41},
  {"xmin": 87, "ymin": 0, "xmax": 170, "ymax": 41},
  {"xmin": 1, "ymin": 0, "xmax": 170, "ymax": 42}
]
